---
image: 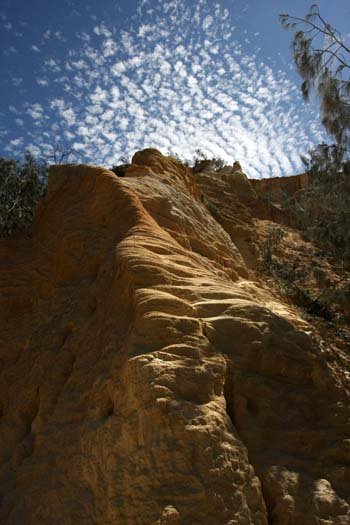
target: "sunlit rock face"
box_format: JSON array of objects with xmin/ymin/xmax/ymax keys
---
[{"xmin": 1, "ymin": 150, "xmax": 349, "ymax": 525}]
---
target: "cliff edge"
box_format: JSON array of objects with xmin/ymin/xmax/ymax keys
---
[{"xmin": 0, "ymin": 149, "xmax": 349, "ymax": 525}]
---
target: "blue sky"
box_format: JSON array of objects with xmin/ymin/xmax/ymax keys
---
[{"xmin": 0, "ymin": 0, "xmax": 349, "ymax": 177}]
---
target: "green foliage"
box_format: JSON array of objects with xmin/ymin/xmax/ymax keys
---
[
  {"xmin": 281, "ymin": 5, "xmax": 350, "ymax": 268},
  {"xmin": 262, "ymin": 227, "xmax": 333, "ymax": 320},
  {"xmin": 300, "ymin": 142, "xmax": 345, "ymax": 174},
  {"xmin": 291, "ymin": 285, "xmax": 333, "ymax": 320},
  {"xmin": 110, "ymin": 163, "xmax": 130, "ymax": 177},
  {"xmin": 262, "ymin": 227, "xmax": 285, "ymax": 266},
  {"xmin": 212, "ymin": 157, "xmax": 226, "ymax": 172},
  {"xmin": 0, "ymin": 152, "xmax": 48, "ymax": 238},
  {"xmin": 192, "ymin": 149, "xmax": 226, "ymax": 172},
  {"xmin": 165, "ymin": 151, "xmax": 190, "ymax": 167},
  {"xmin": 292, "ymin": 170, "xmax": 350, "ymax": 268},
  {"xmin": 110, "ymin": 155, "xmax": 131, "ymax": 177},
  {"xmin": 280, "ymin": 4, "xmax": 350, "ymax": 159}
]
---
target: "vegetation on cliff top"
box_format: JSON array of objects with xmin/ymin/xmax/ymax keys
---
[
  {"xmin": 0, "ymin": 153, "xmax": 47, "ymax": 238},
  {"xmin": 281, "ymin": 3, "xmax": 350, "ymax": 269},
  {"xmin": 280, "ymin": 3, "xmax": 350, "ymax": 166}
]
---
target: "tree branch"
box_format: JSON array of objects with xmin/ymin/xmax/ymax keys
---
[{"xmin": 283, "ymin": 13, "xmax": 350, "ymax": 54}]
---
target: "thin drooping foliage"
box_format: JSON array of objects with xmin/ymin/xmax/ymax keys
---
[
  {"xmin": 0, "ymin": 152, "xmax": 48, "ymax": 238},
  {"xmin": 191, "ymin": 149, "xmax": 226, "ymax": 172},
  {"xmin": 281, "ymin": 4, "xmax": 350, "ymax": 267},
  {"xmin": 280, "ymin": 4, "xmax": 350, "ymax": 163}
]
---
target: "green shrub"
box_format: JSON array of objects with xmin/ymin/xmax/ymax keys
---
[
  {"xmin": 262, "ymin": 227, "xmax": 285, "ymax": 266},
  {"xmin": 110, "ymin": 163, "xmax": 130, "ymax": 177},
  {"xmin": 0, "ymin": 152, "xmax": 48, "ymax": 238},
  {"xmin": 292, "ymin": 285, "xmax": 333, "ymax": 320},
  {"xmin": 192, "ymin": 149, "xmax": 226, "ymax": 172},
  {"xmin": 281, "ymin": 5, "xmax": 350, "ymax": 270},
  {"xmin": 292, "ymin": 170, "xmax": 350, "ymax": 268},
  {"xmin": 262, "ymin": 226, "xmax": 334, "ymax": 321}
]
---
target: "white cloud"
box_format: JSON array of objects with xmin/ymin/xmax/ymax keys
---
[
  {"xmin": 174, "ymin": 60, "xmax": 187, "ymax": 78},
  {"xmin": 44, "ymin": 58, "xmax": 61, "ymax": 72},
  {"xmin": 138, "ymin": 24, "xmax": 152, "ymax": 37},
  {"xmin": 61, "ymin": 107, "xmax": 76, "ymax": 126},
  {"xmin": 3, "ymin": 46, "xmax": 17, "ymax": 55},
  {"xmin": 111, "ymin": 61, "xmax": 126, "ymax": 75},
  {"xmin": 54, "ymin": 31, "xmax": 65, "ymax": 41},
  {"xmin": 26, "ymin": 144, "xmax": 41, "ymax": 156},
  {"xmin": 90, "ymin": 86, "xmax": 108, "ymax": 104},
  {"xmin": 36, "ymin": 78, "xmax": 49, "ymax": 87},
  {"xmin": 76, "ymin": 31, "xmax": 90, "ymax": 42},
  {"xmin": 202, "ymin": 15, "xmax": 213, "ymax": 30},
  {"xmin": 10, "ymin": 138, "xmax": 23, "ymax": 147},
  {"xmin": 119, "ymin": 118, "xmax": 129, "ymax": 130},
  {"xmin": 71, "ymin": 59, "xmax": 87, "ymax": 70},
  {"xmin": 102, "ymin": 38, "xmax": 117, "ymax": 57},
  {"xmin": 93, "ymin": 24, "xmax": 112, "ymax": 37},
  {"xmin": 12, "ymin": 77, "xmax": 23, "ymax": 86},
  {"xmin": 27, "ymin": 103, "xmax": 44, "ymax": 120},
  {"xmin": 5, "ymin": 0, "xmax": 324, "ymax": 176}
]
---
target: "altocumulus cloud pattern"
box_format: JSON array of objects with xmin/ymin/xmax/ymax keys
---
[{"xmin": 4, "ymin": 0, "xmax": 324, "ymax": 177}]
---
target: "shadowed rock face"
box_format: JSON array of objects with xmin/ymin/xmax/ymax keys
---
[
  {"xmin": 251, "ymin": 172, "xmax": 310, "ymax": 203},
  {"xmin": 0, "ymin": 151, "xmax": 350, "ymax": 525}
]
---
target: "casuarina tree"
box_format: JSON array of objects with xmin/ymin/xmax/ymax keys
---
[
  {"xmin": 280, "ymin": 3, "xmax": 350, "ymax": 169},
  {"xmin": 280, "ymin": 4, "xmax": 350, "ymax": 267}
]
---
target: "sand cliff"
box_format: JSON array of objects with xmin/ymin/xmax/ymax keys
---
[{"xmin": 0, "ymin": 149, "xmax": 349, "ymax": 524}]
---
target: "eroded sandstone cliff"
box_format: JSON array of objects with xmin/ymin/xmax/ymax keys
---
[{"xmin": 1, "ymin": 149, "xmax": 350, "ymax": 524}]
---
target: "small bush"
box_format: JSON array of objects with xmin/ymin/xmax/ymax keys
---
[
  {"xmin": 262, "ymin": 227, "xmax": 334, "ymax": 321},
  {"xmin": 110, "ymin": 163, "xmax": 130, "ymax": 177},
  {"xmin": 0, "ymin": 152, "xmax": 48, "ymax": 238},
  {"xmin": 292, "ymin": 285, "xmax": 333, "ymax": 320},
  {"xmin": 288, "ymin": 145, "xmax": 350, "ymax": 269},
  {"xmin": 262, "ymin": 227, "xmax": 285, "ymax": 266},
  {"xmin": 192, "ymin": 149, "xmax": 226, "ymax": 172}
]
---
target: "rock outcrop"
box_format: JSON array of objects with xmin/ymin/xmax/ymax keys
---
[
  {"xmin": 1, "ymin": 149, "xmax": 349, "ymax": 525},
  {"xmin": 251, "ymin": 172, "xmax": 311, "ymax": 204}
]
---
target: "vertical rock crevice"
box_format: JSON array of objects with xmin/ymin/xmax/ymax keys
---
[{"xmin": 223, "ymin": 356, "xmax": 275, "ymax": 525}]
